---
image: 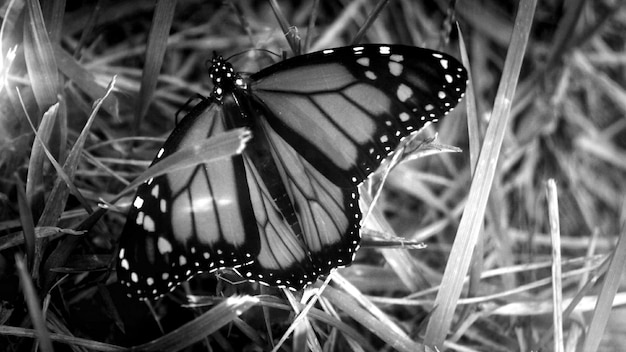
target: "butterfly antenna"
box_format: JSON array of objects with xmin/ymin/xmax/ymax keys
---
[
  {"xmin": 225, "ymin": 48, "xmax": 282, "ymax": 63},
  {"xmin": 204, "ymin": 51, "xmax": 220, "ymax": 73}
]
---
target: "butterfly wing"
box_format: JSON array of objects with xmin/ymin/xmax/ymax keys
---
[
  {"xmin": 117, "ymin": 99, "xmax": 260, "ymax": 300},
  {"xmin": 235, "ymin": 108, "xmax": 361, "ymax": 288},
  {"xmin": 250, "ymin": 44, "xmax": 467, "ymax": 187}
]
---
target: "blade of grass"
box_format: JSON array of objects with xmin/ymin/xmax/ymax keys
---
[
  {"xmin": 582, "ymin": 202, "xmax": 626, "ymax": 352},
  {"xmin": 546, "ymin": 179, "xmax": 564, "ymax": 352},
  {"xmin": 332, "ymin": 273, "xmax": 410, "ymax": 338},
  {"xmin": 456, "ymin": 24, "xmax": 487, "ymax": 325},
  {"xmin": 0, "ymin": 0, "xmax": 23, "ymax": 62},
  {"xmin": 15, "ymin": 175, "xmax": 36, "ymax": 270},
  {"xmin": 268, "ymin": 0, "xmax": 299, "ymax": 54},
  {"xmin": 423, "ymin": 0, "xmax": 537, "ymax": 348},
  {"xmin": 351, "ymin": 0, "xmax": 391, "ymax": 45},
  {"xmin": 23, "ymin": 0, "xmax": 59, "ymax": 116},
  {"xmin": 111, "ymin": 127, "xmax": 251, "ymax": 204},
  {"xmin": 134, "ymin": 0, "xmax": 177, "ymax": 132},
  {"xmin": 134, "ymin": 296, "xmax": 259, "ymax": 351},
  {"xmin": 0, "ymin": 324, "xmax": 127, "ymax": 351},
  {"xmin": 15, "ymin": 254, "xmax": 53, "ymax": 352},
  {"xmin": 323, "ymin": 286, "xmax": 422, "ymax": 352},
  {"xmin": 41, "ymin": 0, "xmax": 65, "ymax": 43},
  {"xmin": 37, "ymin": 78, "xmax": 116, "ymax": 292},
  {"xmin": 303, "ymin": 0, "xmax": 320, "ymax": 52},
  {"xmin": 25, "ymin": 101, "xmax": 58, "ymax": 221},
  {"xmin": 310, "ymin": 0, "xmax": 368, "ymax": 52},
  {"xmin": 54, "ymin": 44, "xmax": 119, "ymax": 117},
  {"xmin": 360, "ymin": 190, "xmax": 429, "ymax": 291},
  {"xmin": 72, "ymin": 0, "xmax": 103, "ymax": 56}
]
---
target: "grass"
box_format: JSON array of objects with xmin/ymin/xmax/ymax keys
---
[{"xmin": 1, "ymin": 0, "xmax": 626, "ymax": 351}]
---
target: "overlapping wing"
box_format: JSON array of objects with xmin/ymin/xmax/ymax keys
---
[{"xmin": 117, "ymin": 99, "xmax": 260, "ymax": 300}]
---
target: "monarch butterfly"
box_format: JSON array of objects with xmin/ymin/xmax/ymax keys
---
[{"xmin": 117, "ymin": 44, "xmax": 467, "ymax": 300}]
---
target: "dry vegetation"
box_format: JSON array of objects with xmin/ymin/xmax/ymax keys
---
[{"xmin": 1, "ymin": 0, "xmax": 625, "ymax": 351}]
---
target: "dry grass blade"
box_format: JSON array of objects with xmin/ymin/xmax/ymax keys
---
[{"xmin": 423, "ymin": 0, "xmax": 538, "ymax": 348}]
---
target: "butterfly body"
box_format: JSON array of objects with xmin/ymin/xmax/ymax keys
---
[{"xmin": 117, "ymin": 45, "xmax": 467, "ymax": 300}]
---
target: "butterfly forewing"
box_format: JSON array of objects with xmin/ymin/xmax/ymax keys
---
[
  {"xmin": 118, "ymin": 100, "xmax": 260, "ymax": 300},
  {"xmin": 251, "ymin": 45, "xmax": 467, "ymax": 187}
]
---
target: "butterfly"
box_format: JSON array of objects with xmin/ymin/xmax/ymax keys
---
[{"xmin": 117, "ymin": 44, "xmax": 467, "ymax": 300}]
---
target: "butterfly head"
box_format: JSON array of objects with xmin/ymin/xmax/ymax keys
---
[{"xmin": 208, "ymin": 54, "xmax": 246, "ymax": 100}]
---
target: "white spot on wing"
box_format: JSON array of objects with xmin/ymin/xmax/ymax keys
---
[
  {"xmin": 143, "ymin": 215, "xmax": 155, "ymax": 232},
  {"xmin": 389, "ymin": 62, "xmax": 403, "ymax": 76},
  {"xmin": 160, "ymin": 199, "xmax": 166, "ymax": 213},
  {"xmin": 151, "ymin": 184, "xmax": 160, "ymax": 198},
  {"xmin": 136, "ymin": 211, "xmax": 144, "ymax": 225},
  {"xmin": 440, "ymin": 59, "xmax": 449, "ymax": 69},
  {"xmin": 365, "ymin": 71, "xmax": 377, "ymax": 80},
  {"xmin": 158, "ymin": 237, "xmax": 173, "ymax": 254},
  {"xmin": 379, "ymin": 46, "xmax": 391, "ymax": 55},
  {"xmin": 156, "ymin": 148, "xmax": 164, "ymax": 159},
  {"xmin": 357, "ymin": 57, "xmax": 370, "ymax": 66},
  {"xmin": 133, "ymin": 197, "xmax": 144, "ymax": 209},
  {"xmin": 390, "ymin": 54, "xmax": 403, "ymax": 62},
  {"xmin": 396, "ymin": 84, "xmax": 413, "ymax": 102},
  {"xmin": 120, "ymin": 259, "xmax": 129, "ymax": 269},
  {"xmin": 399, "ymin": 112, "xmax": 410, "ymax": 122}
]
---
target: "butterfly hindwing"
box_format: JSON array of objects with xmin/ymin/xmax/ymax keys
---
[{"xmin": 234, "ymin": 109, "xmax": 361, "ymax": 289}]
